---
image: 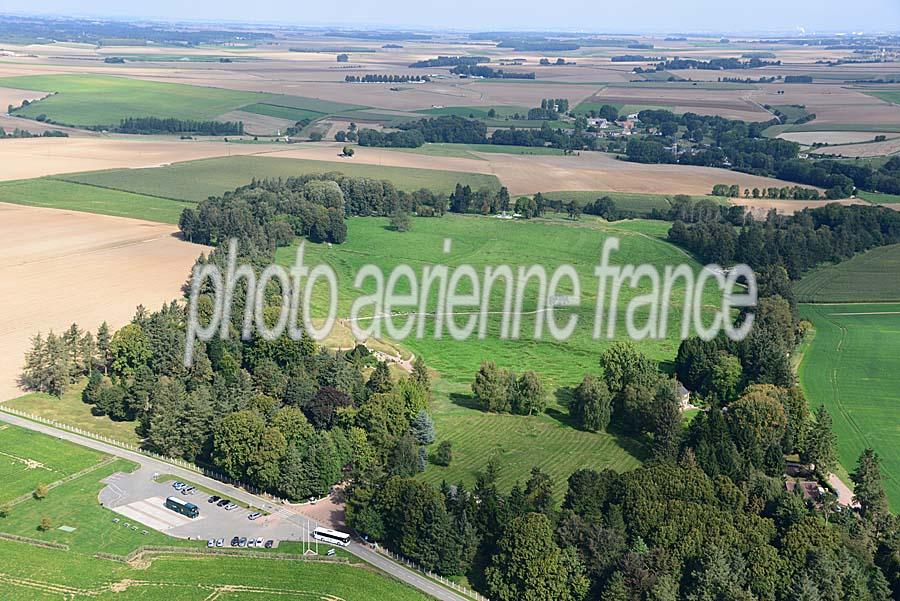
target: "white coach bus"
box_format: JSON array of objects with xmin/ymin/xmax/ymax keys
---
[{"xmin": 313, "ymin": 527, "xmax": 351, "ymax": 547}]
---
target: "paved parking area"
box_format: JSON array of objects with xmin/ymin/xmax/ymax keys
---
[{"xmin": 100, "ymin": 467, "xmax": 310, "ymax": 545}]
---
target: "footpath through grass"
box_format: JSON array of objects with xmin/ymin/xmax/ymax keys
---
[{"xmin": 798, "ymin": 303, "xmax": 900, "ymax": 510}]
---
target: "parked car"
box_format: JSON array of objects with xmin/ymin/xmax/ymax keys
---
[
  {"xmin": 248, "ymin": 512, "xmax": 262, "ymax": 521},
  {"xmin": 255, "ymin": 537, "xmax": 263, "ymax": 547},
  {"xmin": 264, "ymin": 540, "xmax": 274, "ymax": 549},
  {"xmin": 215, "ymin": 538, "xmax": 224, "ymax": 547},
  {"xmin": 238, "ymin": 537, "xmax": 247, "ymax": 547},
  {"xmin": 181, "ymin": 486, "xmax": 195, "ymax": 495},
  {"xmin": 207, "ymin": 539, "xmax": 215, "ymax": 548},
  {"xmin": 208, "ymin": 495, "xmax": 221, "ymax": 504},
  {"xmin": 217, "ymin": 499, "xmax": 230, "ymax": 507},
  {"xmin": 172, "ymin": 481, "xmax": 185, "ymax": 490},
  {"xmin": 225, "ymin": 503, "xmax": 238, "ymax": 511},
  {"xmin": 230, "ymin": 536, "xmax": 240, "ymax": 547}
]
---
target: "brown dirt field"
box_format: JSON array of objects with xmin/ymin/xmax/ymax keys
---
[
  {"xmin": 779, "ymin": 131, "xmax": 898, "ymax": 145},
  {"xmin": 0, "ymin": 202, "xmax": 206, "ymax": 402},
  {"xmin": 0, "ymin": 137, "xmax": 289, "ymax": 181},
  {"xmin": 217, "ymin": 109, "xmax": 296, "ymax": 136},
  {"xmin": 750, "ymin": 85, "xmax": 900, "ymax": 127},
  {"xmin": 811, "ymin": 137, "xmax": 900, "ymax": 158},
  {"xmin": 586, "ymin": 87, "xmax": 771, "ymax": 121},
  {"xmin": 0, "ymin": 86, "xmax": 46, "ymax": 112},
  {"xmin": 273, "ymin": 142, "xmax": 819, "ymax": 196}
]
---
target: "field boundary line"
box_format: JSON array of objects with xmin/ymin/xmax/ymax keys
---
[
  {"xmin": 47, "ymin": 176, "xmax": 199, "ymax": 205},
  {"xmin": 0, "ymin": 532, "xmax": 69, "ymax": 551}
]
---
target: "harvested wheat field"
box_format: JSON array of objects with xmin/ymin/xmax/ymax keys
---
[
  {"xmin": 779, "ymin": 131, "xmax": 898, "ymax": 145},
  {"xmin": 752, "ymin": 85, "xmax": 900, "ymax": 128},
  {"xmin": 273, "ymin": 143, "xmax": 817, "ymax": 196},
  {"xmin": 731, "ymin": 197, "xmax": 865, "ymax": 217},
  {"xmin": 0, "ymin": 202, "xmax": 206, "ymax": 402},
  {"xmin": 0, "ymin": 137, "xmax": 289, "ymax": 181},
  {"xmin": 583, "ymin": 86, "xmax": 771, "ymax": 121},
  {"xmin": 813, "ymin": 137, "xmax": 900, "ymax": 158}
]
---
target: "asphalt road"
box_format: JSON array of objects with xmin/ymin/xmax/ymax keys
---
[{"xmin": 0, "ymin": 411, "xmax": 468, "ymax": 601}]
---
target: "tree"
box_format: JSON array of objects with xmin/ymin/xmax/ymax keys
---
[
  {"xmin": 600, "ymin": 341, "xmax": 657, "ymax": 394},
  {"xmin": 472, "ymin": 361, "xmax": 511, "ymax": 412},
  {"xmin": 727, "ymin": 384, "xmax": 788, "ymax": 467},
  {"xmin": 367, "ymin": 361, "xmax": 393, "ymax": 395},
  {"xmin": 710, "ymin": 351, "xmax": 742, "ymax": 404},
  {"xmin": 33, "ymin": 484, "xmax": 48, "ymax": 500},
  {"xmin": 433, "ymin": 440, "xmax": 452, "ymax": 466},
  {"xmin": 484, "ymin": 512, "xmax": 589, "ymax": 601},
  {"xmin": 342, "ymin": 145, "xmax": 354, "ymax": 157},
  {"xmin": 411, "ymin": 356, "xmax": 430, "ymax": 392},
  {"xmin": 802, "ymin": 405, "xmax": 837, "ymax": 476},
  {"xmin": 410, "ymin": 409, "xmax": 436, "ymax": 445},
  {"xmin": 212, "ymin": 410, "xmax": 286, "ymax": 485},
  {"xmin": 38, "ymin": 516, "xmax": 52, "ymax": 531},
  {"xmin": 389, "ymin": 433, "xmax": 423, "ymax": 477},
  {"xmin": 0, "ymin": 504, "xmax": 9, "ymax": 518},
  {"xmin": 305, "ymin": 386, "xmax": 352, "ymax": 429},
  {"xmin": 390, "ymin": 209, "xmax": 412, "ymax": 232},
  {"xmin": 511, "ymin": 371, "xmax": 545, "ymax": 415},
  {"xmin": 571, "ymin": 374, "xmax": 612, "ymax": 432},
  {"xmin": 108, "ymin": 323, "xmax": 150, "ymax": 378},
  {"xmin": 851, "ymin": 448, "xmax": 889, "ymax": 521}
]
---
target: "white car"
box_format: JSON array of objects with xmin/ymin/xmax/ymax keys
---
[
  {"xmin": 247, "ymin": 538, "xmax": 256, "ymax": 547},
  {"xmin": 207, "ymin": 539, "xmax": 215, "ymax": 548},
  {"xmin": 256, "ymin": 537, "xmax": 263, "ymax": 547},
  {"xmin": 215, "ymin": 538, "xmax": 224, "ymax": 547}
]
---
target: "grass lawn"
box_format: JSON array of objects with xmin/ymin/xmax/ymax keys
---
[
  {"xmin": 3, "ymin": 379, "xmax": 142, "ymax": 446},
  {"xmin": 238, "ymin": 102, "xmax": 328, "ymax": 122},
  {"xmin": 0, "ymin": 178, "xmax": 189, "ymax": 224},
  {"xmin": 59, "ymin": 155, "xmax": 502, "ymax": 203},
  {"xmin": 420, "ymin": 378, "xmax": 644, "ymax": 499},
  {"xmin": 794, "ymin": 244, "xmax": 900, "ymax": 303},
  {"xmin": 0, "ymin": 423, "xmax": 106, "ymax": 504},
  {"xmin": 798, "ymin": 303, "xmax": 900, "ymax": 510},
  {"xmin": 415, "ymin": 105, "xmax": 528, "ymax": 119}
]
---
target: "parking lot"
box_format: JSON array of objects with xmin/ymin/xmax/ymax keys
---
[{"xmin": 99, "ymin": 466, "xmax": 310, "ymax": 546}]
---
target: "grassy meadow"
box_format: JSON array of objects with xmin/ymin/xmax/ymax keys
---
[
  {"xmin": 794, "ymin": 244, "xmax": 900, "ymax": 303},
  {"xmin": 798, "ymin": 303, "xmax": 900, "ymax": 510}
]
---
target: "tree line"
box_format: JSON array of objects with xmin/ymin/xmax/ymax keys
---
[
  {"xmin": 344, "ymin": 74, "xmax": 429, "ymax": 83},
  {"xmin": 409, "ymin": 55, "xmax": 489, "ymax": 68},
  {"xmin": 450, "ymin": 65, "xmax": 536, "ymax": 79},
  {"xmin": 115, "ymin": 117, "xmax": 244, "ymax": 135}
]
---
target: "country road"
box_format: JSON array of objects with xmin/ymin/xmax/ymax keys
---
[{"xmin": 0, "ymin": 411, "xmax": 469, "ymax": 601}]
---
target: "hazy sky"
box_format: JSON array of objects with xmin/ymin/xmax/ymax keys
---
[{"xmin": 6, "ymin": 0, "xmax": 900, "ymax": 33}]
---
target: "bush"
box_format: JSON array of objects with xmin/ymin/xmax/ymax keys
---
[
  {"xmin": 33, "ymin": 484, "xmax": 48, "ymax": 500},
  {"xmin": 38, "ymin": 516, "xmax": 52, "ymax": 531},
  {"xmin": 433, "ymin": 440, "xmax": 452, "ymax": 466}
]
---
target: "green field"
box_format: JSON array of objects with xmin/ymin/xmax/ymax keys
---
[
  {"xmin": 0, "ymin": 74, "xmax": 366, "ymax": 128},
  {"xmin": 0, "ymin": 178, "xmax": 190, "ymax": 224},
  {"xmin": 859, "ymin": 190, "xmax": 900, "ymax": 205},
  {"xmin": 0, "ymin": 423, "xmax": 106, "ymax": 504},
  {"xmin": 0, "ymin": 74, "xmax": 271, "ymax": 126},
  {"xmin": 0, "ymin": 424, "xmax": 431, "ymax": 600},
  {"xmin": 798, "ymin": 304, "xmax": 900, "ymax": 510},
  {"xmin": 415, "ymin": 105, "xmax": 528, "ymax": 118},
  {"xmin": 239, "ymin": 102, "xmax": 329, "ymax": 122},
  {"xmin": 4, "ymin": 380, "xmax": 142, "ymax": 446},
  {"xmin": 57, "ymin": 155, "xmax": 501, "ymax": 203},
  {"xmin": 794, "ymin": 244, "xmax": 900, "ymax": 303},
  {"xmin": 865, "ymin": 90, "xmax": 900, "ymax": 107}
]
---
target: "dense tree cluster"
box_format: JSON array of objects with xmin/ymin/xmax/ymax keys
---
[
  {"xmin": 396, "ymin": 115, "xmax": 488, "ymax": 144},
  {"xmin": 447, "ymin": 183, "xmax": 511, "ymax": 215},
  {"xmin": 471, "ymin": 362, "xmax": 547, "ymax": 415},
  {"xmin": 450, "ymin": 64, "xmax": 535, "ymax": 79},
  {"xmin": 178, "ymin": 173, "xmax": 451, "ymax": 248},
  {"xmin": 355, "ymin": 128, "xmax": 425, "ymax": 148},
  {"xmin": 20, "ymin": 323, "xmax": 99, "ymax": 397},
  {"xmin": 526, "ymin": 98, "xmax": 569, "ymax": 120},
  {"xmin": 115, "ymin": 117, "xmax": 244, "ymax": 135},
  {"xmin": 408, "ymin": 55, "xmax": 490, "ymax": 68},
  {"xmin": 668, "ymin": 202, "xmax": 900, "ymax": 277},
  {"xmin": 0, "ymin": 127, "xmax": 68, "ymax": 138}
]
